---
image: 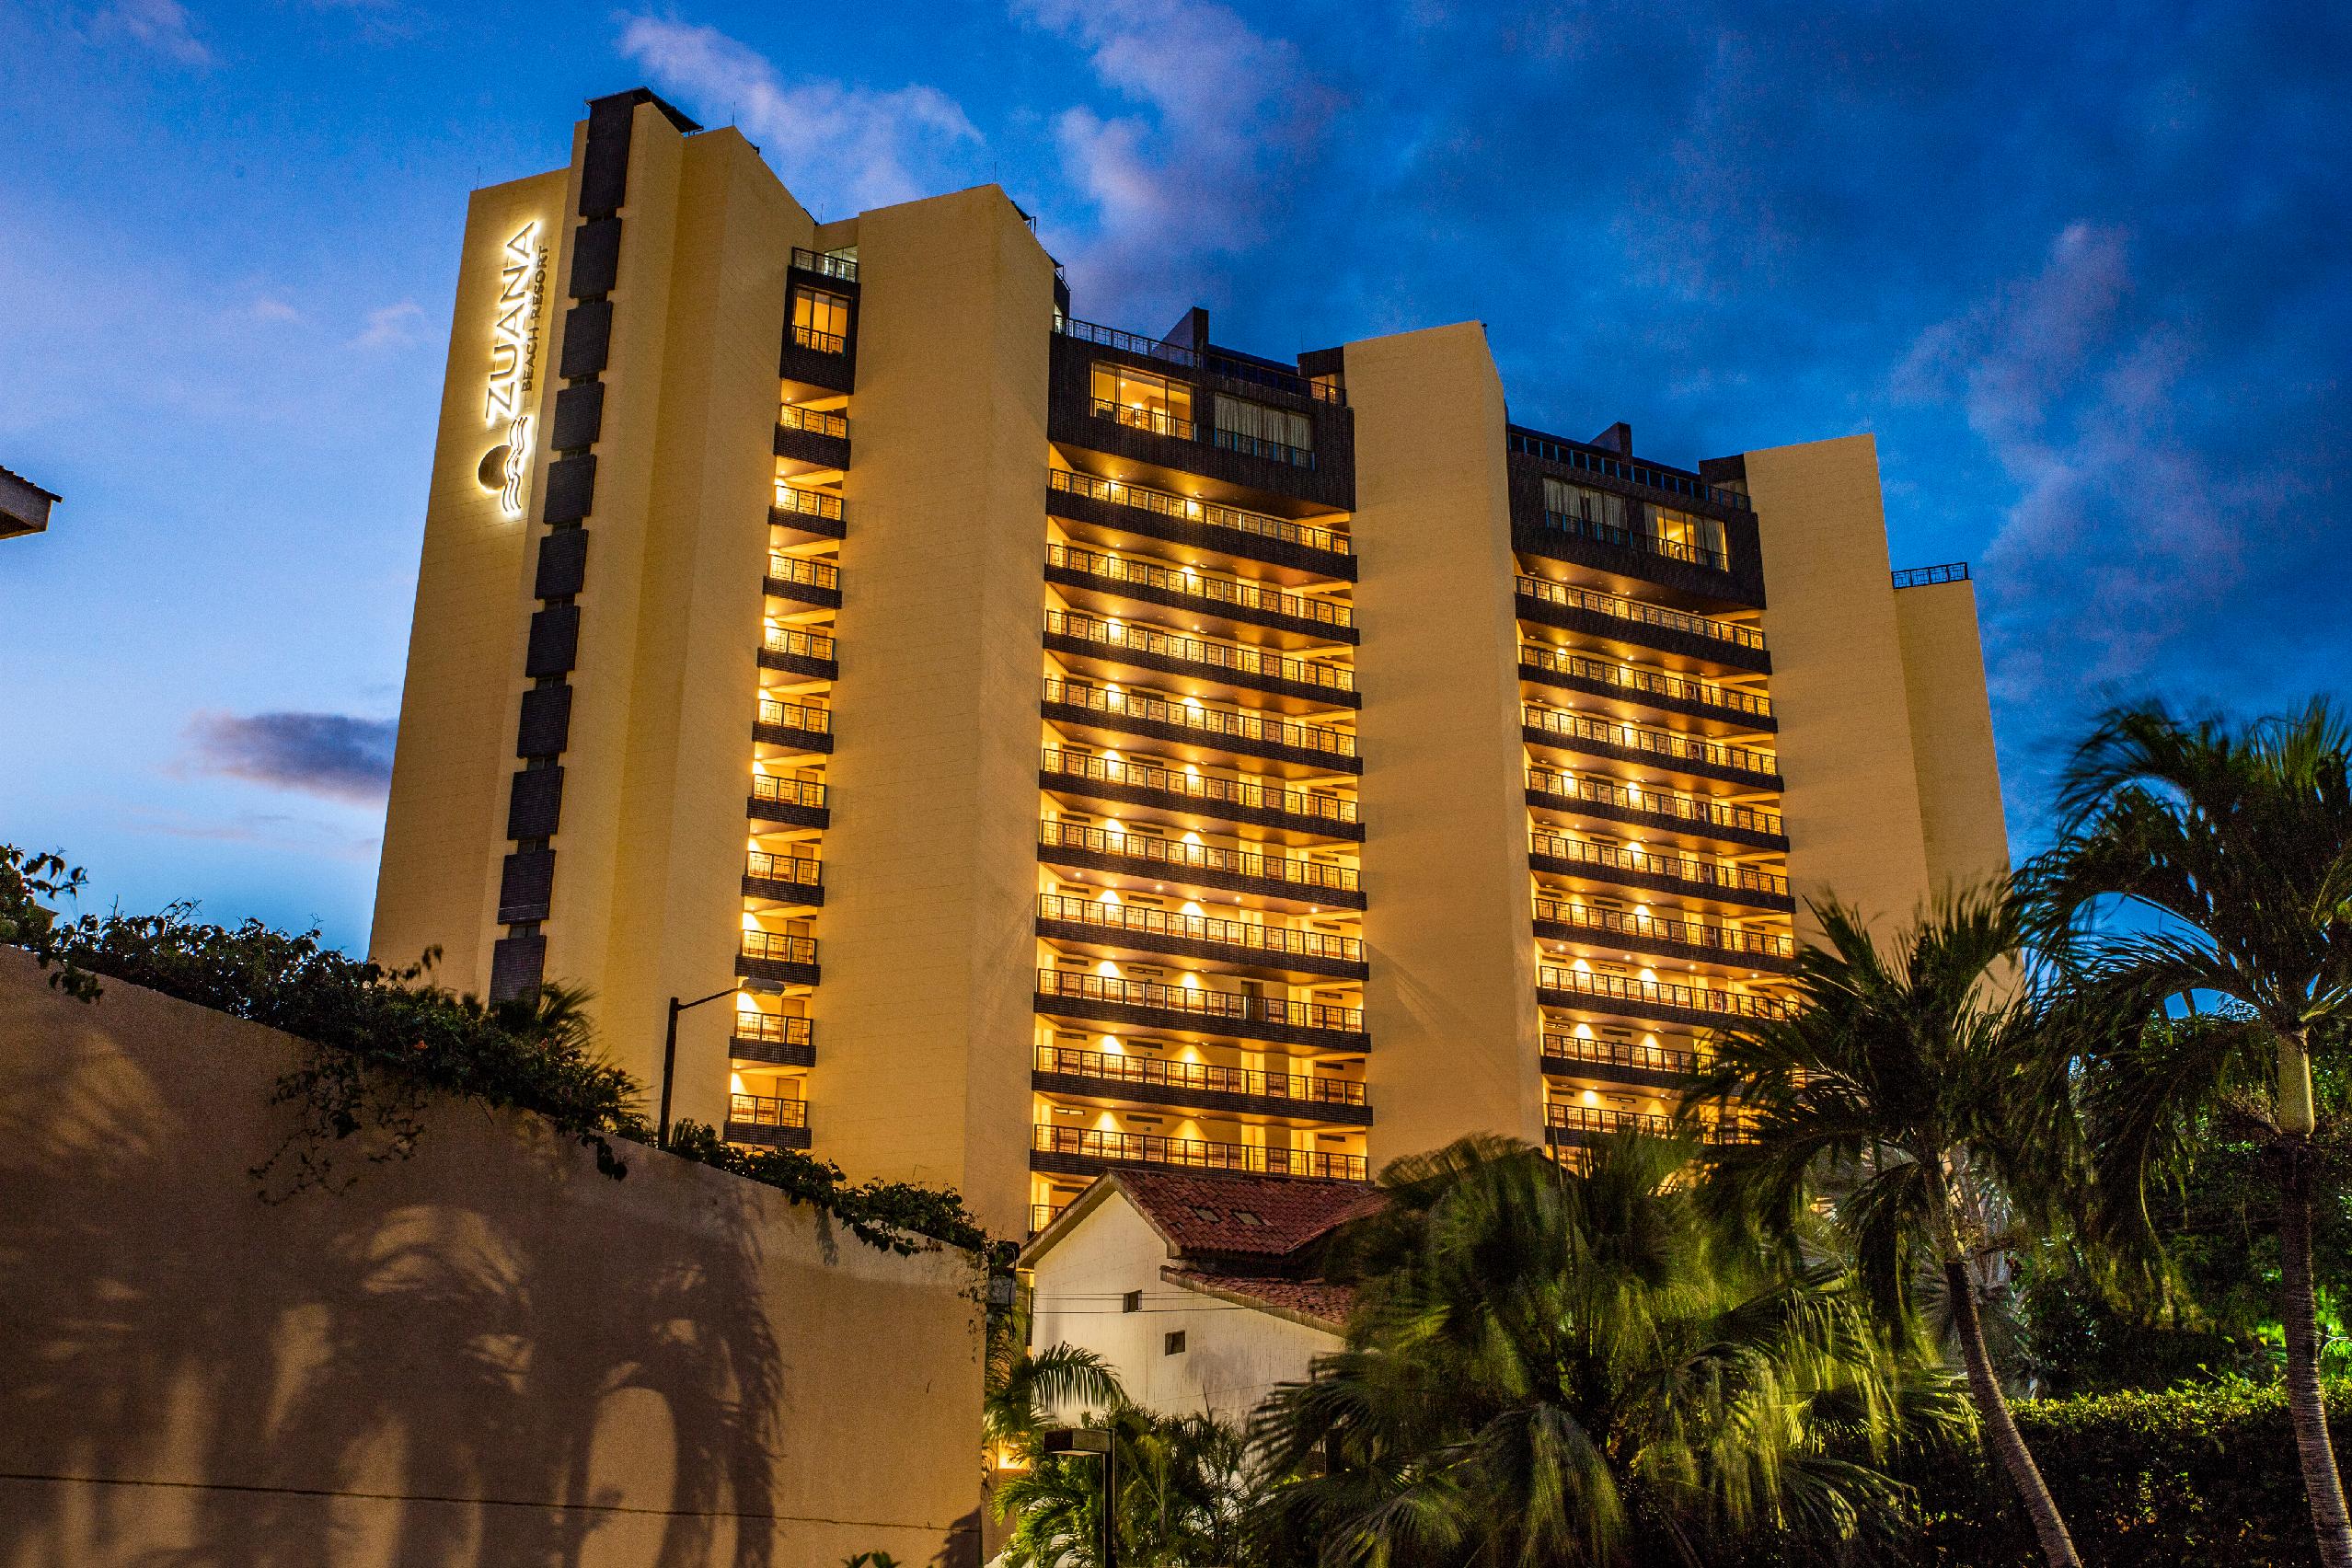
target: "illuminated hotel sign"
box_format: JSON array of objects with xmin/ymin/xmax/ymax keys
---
[{"xmin": 478, "ymin": 220, "xmax": 549, "ymax": 518}]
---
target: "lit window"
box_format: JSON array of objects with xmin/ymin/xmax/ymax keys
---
[
  {"xmin": 791, "ymin": 288, "xmax": 850, "ymax": 351},
  {"xmin": 1090, "ymin": 363, "xmax": 1193, "ymax": 432}
]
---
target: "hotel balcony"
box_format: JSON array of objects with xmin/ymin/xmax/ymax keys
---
[
  {"xmin": 1529, "ymin": 829, "xmax": 1793, "ymax": 912},
  {"xmin": 765, "ymin": 549, "xmax": 842, "ymax": 607},
  {"xmin": 771, "ymin": 484, "xmax": 846, "ymax": 541},
  {"xmin": 1526, "ymin": 765, "xmax": 1786, "ymax": 853},
  {"xmin": 1036, "ymin": 892, "xmax": 1368, "ymax": 981},
  {"xmin": 1031, "ymin": 1122, "xmax": 1366, "ymax": 1182},
  {"xmin": 736, "ymin": 929, "xmax": 819, "ymax": 987},
  {"xmin": 755, "ymin": 698, "xmax": 833, "ymax": 755},
  {"xmin": 1518, "ymin": 643, "xmax": 1773, "ymax": 732},
  {"xmin": 1045, "ymin": 541, "xmax": 1357, "ymax": 646},
  {"xmin": 748, "ymin": 772, "xmax": 829, "ymax": 829},
  {"xmin": 1041, "ymin": 745, "xmax": 1363, "ymax": 843},
  {"xmin": 774, "ymin": 404, "xmax": 850, "ymax": 471},
  {"xmin": 1523, "ymin": 703, "xmax": 1781, "ymax": 790},
  {"xmin": 744, "ymin": 849, "xmax": 823, "ymax": 906},
  {"xmin": 1045, "ymin": 608, "xmax": 1357, "ymax": 712},
  {"xmin": 1506, "ymin": 431, "xmax": 1762, "ymax": 606},
  {"xmin": 1541, "ymin": 1030, "xmax": 1703, "ymax": 1090},
  {"xmin": 761, "ymin": 624, "xmax": 837, "ymax": 681},
  {"xmin": 731, "ymin": 1010, "xmax": 815, "ymax": 1068},
  {"xmin": 725, "ymin": 1091, "xmax": 811, "ymax": 1151},
  {"xmin": 1033, "ymin": 1044, "xmax": 1372, "ymax": 1126},
  {"xmin": 1544, "ymin": 1102, "xmax": 1677, "ymax": 1147},
  {"xmin": 1045, "ymin": 467, "xmax": 1355, "ymax": 582},
  {"xmin": 1043, "ymin": 676, "xmax": 1359, "ymax": 774},
  {"xmin": 1532, "ymin": 894, "xmax": 1793, "ymax": 974},
  {"xmin": 1515, "ymin": 573, "xmax": 1770, "ymax": 675},
  {"xmin": 1036, "ymin": 968, "xmax": 1368, "ymax": 1052},
  {"xmin": 1538, "ymin": 963, "xmax": 1789, "ymax": 1032},
  {"xmin": 1030, "ymin": 1201, "xmax": 1074, "ymax": 1237},
  {"xmin": 1037, "ymin": 817, "xmax": 1365, "ymax": 911}
]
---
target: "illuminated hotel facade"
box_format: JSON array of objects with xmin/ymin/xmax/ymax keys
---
[{"xmin": 372, "ymin": 90, "xmax": 2009, "ymax": 1238}]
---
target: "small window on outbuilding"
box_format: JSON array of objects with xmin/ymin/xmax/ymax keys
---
[
  {"xmin": 1164, "ymin": 1331, "xmax": 1188, "ymax": 1355},
  {"xmin": 1123, "ymin": 1290, "xmax": 1143, "ymax": 1313}
]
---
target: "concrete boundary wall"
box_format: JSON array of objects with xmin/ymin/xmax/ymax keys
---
[{"xmin": 0, "ymin": 948, "xmax": 983, "ymax": 1568}]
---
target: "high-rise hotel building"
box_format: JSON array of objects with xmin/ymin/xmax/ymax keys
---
[{"xmin": 373, "ymin": 90, "xmax": 2008, "ymax": 1237}]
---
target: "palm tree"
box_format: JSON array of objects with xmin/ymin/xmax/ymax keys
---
[
  {"xmin": 2021, "ymin": 699, "xmax": 2352, "ymax": 1567},
  {"xmin": 1682, "ymin": 891, "xmax": 2086, "ymax": 1568},
  {"xmin": 994, "ymin": 1404, "xmax": 1255, "ymax": 1567},
  {"xmin": 984, "ymin": 1297, "xmax": 1127, "ymax": 1458},
  {"xmin": 1250, "ymin": 1134, "xmax": 1935, "ymax": 1567}
]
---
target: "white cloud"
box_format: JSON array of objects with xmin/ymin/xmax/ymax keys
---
[
  {"xmin": 248, "ymin": 296, "xmax": 301, "ymax": 324},
  {"xmin": 351, "ymin": 300, "xmax": 423, "ymax": 350},
  {"xmin": 615, "ymin": 16, "xmax": 980, "ymax": 218},
  {"xmin": 91, "ymin": 0, "xmax": 211, "ymax": 65}
]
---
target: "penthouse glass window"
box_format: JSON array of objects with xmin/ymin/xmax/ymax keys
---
[
  {"xmin": 1214, "ymin": 395, "xmax": 1314, "ymax": 467},
  {"xmin": 1090, "ymin": 363, "xmax": 1194, "ymax": 437},
  {"xmin": 791, "ymin": 288, "xmax": 850, "ymax": 353},
  {"xmin": 1543, "ymin": 478, "xmax": 1628, "ymax": 534},
  {"xmin": 1647, "ymin": 506, "xmax": 1729, "ymax": 570}
]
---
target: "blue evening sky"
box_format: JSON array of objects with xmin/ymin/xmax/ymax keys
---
[{"xmin": 2, "ymin": 0, "xmax": 2346, "ymax": 954}]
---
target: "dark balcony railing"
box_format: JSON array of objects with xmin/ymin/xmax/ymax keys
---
[
  {"xmin": 1036, "ymin": 1045, "xmax": 1367, "ymax": 1108},
  {"xmin": 1037, "ymin": 968, "xmax": 1364, "ymax": 1035},
  {"xmin": 1892, "ymin": 561, "xmax": 1970, "ymax": 589},
  {"xmin": 732, "ymin": 1011, "xmax": 813, "ymax": 1050},
  {"xmin": 1045, "ymin": 677, "xmax": 1356, "ymax": 760},
  {"xmin": 742, "ymin": 930, "xmax": 818, "ymax": 965},
  {"xmin": 1516, "ymin": 574, "xmax": 1764, "ymax": 652},
  {"xmin": 1039, "ymin": 818, "xmax": 1358, "ymax": 894},
  {"xmin": 1533, "ymin": 895, "xmax": 1793, "ymax": 963},
  {"xmin": 1030, "ymin": 1202, "xmax": 1073, "ymax": 1236},
  {"xmin": 1041, "ymin": 746, "xmax": 1358, "ymax": 828},
  {"xmin": 1523, "ymin": 704, "xmax": 1777, "ymax": 778},
  {"xmin": 1539, "ymin": 964, "xmax": 1789, "ymax": 1022},
  {"xmin": 773, "ymin": 488, "xmax": 845, "ymax": 523},
  {"xmin": 1539, "ymin": 509, "xmax": 1727, "ymax": 571},
  {"xmin": 1545, "ymin": 1101, "xmax": 1746, "ymax": 1144},
  {"xmin": 1508, "ymin": 429, "xmax": 1753, "ymax": 513},
  {"xmin": 729, "ymin": 1091, "xmax": 808, "ymax": 1130},
  {"xmin": 766, "ymin": 553, "xmax": 840, "ymax": 594},
  {"xmin": 1046, "ymin": 609, "xmax": 1354, "ymax": 694},
  {"xmin": 792, "ymin": 325, "xmax": 846, "ymax": 355},
  {"xmin": 765, "ymin": 625, "xmax": 836, "ymax": 663},
  {"xmin": 757, "ymin": 698, "xmax": 832, "ymax": 736},
  {"xmin": 1093, "ymin": 398, "xmax": 1195, "ymax": 441},
  {"xmin": 1032, "ymin": 1123, "xmax": 1366, "ymax": 1181},
  {"xmin": 1050, "ymin": 468, "xmax": 1351, "ymax": 559},
  {"xmin": 1544, "ymin": 1031, "xmax": 1704, "ymax": 1077},
  {"xmin": 1057, "ymin": 315, "xmax": 1198, "ymax": 365},
  {"xmin": 778, "ymin": 404, "xmax": 848, "ymax": 439},
  {"xmin": 1526, "ymin": 766, "xmax": 1783, "ymax": 840},
  {"xmin": 746, "ymin": 850, "xmax": 822, "ymax": 889},
  {"xmin": 751, "ymin": 774, "xmax": 827, "ymax": 811},
  {"xmin": 1055, "ymin": 314, "xmax": 1343, "ymax": 405},
  {"xmin": 1038, "ymin": 893, "xmax": 1364, "ymax": 964},
  {"xmin": 790, "ymin": 247, "xmax": 858, "ymax": 282},
  {"xmin": 1212, "ymin": 426, "xmax": 1317, "ymax": 470},
  {"xmin": 1520, "ymin": 644, "xmax": 1771, "ymax": 720},
  {"xmin": 1047, "ymin": 542, "xmax": 1353, "ymax": 631},
  {"xmin": 1529, "ymin": 829, "xmax": 1790, "ymax": 900}
]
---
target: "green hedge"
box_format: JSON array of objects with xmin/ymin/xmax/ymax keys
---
[{"xmin": 1885, "ymin": 1379, "xmax": 2352, "ymax": 1566}]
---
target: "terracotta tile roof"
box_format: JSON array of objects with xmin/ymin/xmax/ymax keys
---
[
  {"xmin": 1167, "ymin": 1269, "xmax": 1355, "ymax": 1330},
  {"xmin": 1116, "ymin": 1168, "xmax": 1382, "ymax": 1259}
]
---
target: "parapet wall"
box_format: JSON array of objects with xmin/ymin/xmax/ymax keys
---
[{"xmin": 0, "ymin": 946, "xmax": 983, "ymax": 1567}]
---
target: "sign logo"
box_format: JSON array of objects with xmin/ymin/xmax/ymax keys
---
[{"xmin": 478, "ymin": 220, "xmax": 549, "ymax": 518}]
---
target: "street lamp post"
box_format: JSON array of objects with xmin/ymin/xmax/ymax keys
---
[
  {"xmin": 1042, "ymin": 1426, "xmax": 1114, "ymax": 1567},
  {"xmin": 659, "ymin": 986, "xmax": 739, "ymax": 1147}
]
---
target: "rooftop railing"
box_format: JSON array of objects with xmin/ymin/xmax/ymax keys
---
[
  {"xmin": 1036, "ymin": 1045, "xmax": 1367, "ymax": 1107},
  {"xmin": 1543, "ymin": 1031, "xmax": 1705, "ymax": 1077},
  {"xmin": 1539, "ymin": 509, "xmax": 1728, "ymax": 571},
  {"xmin": 790, "ymin": 247, "xmax": 858, "ymax": 282},
  {"xmin": 1525, "ymin": 766, "xmax": 1783, "ymax": 839},
  {"xmin": 1508, "ymin": 429, "xmax": 1753, "ymax": 513},
  {"xmin": 757, "ymin": 698, "xmax": 833, "ymax": 735},
  {"xmin": 1050, "ymin": 468, "xmax": 1351, "ymax": 559},
  {"xmin": 751, "ymin": 773, "xmax": 827, "ymax": 810},
  {"xmin": 778, "ymin": 404, "xmax": 848, "ymax": 439},
  {"xmin": 1032, "ymin": 1123, "xmax": 1366, "ymax": 1182},
  {"xmin": 765, "ymin": 625, "xmax": 836, "ymax": 663},
  {"xmin": 1037, "ymin": 893, "xmax": 1363, "ymax": 964},
  {"xmin": 1047, "ymin": 609, "xmax": 1353, "ymax": 694},
  {"xmin": 1532, "ymin": 895, "xmax": 1793, "ymax": 963},
  {"xmin": 1054, "ymin": 314, "xmax": 1343, "ymax": 404},
  {"xmin": 772, "ymin": 488, "xmax": 846, "ymax": 522},
  {"xmin": 1519, "ymin": 645, "xmax": 1770, "ymax": 719},
  {"xmin": 741, "ymin": 929, "xmax": 817, "ymax": 965},
  {"xmin": 1539, "ymin": 964, "xmax": 1789, "ymax": 1022},
  {"xmin": 1529, "ymin": 828, "xmax": 1790, "ymax": 899},
  {"xmin": 1046, "ymin": 542, "xmax": 1354, "ymax": 630},
  {"xmin": 745, "ymin": 850, "xmax": 823, "ymax": 888},
  {"xmin": 1523, "ymin": 704, "xmax": 1776, "ymax": 778},
  {"xmin": 766, "ymin": 553, "xmax": 840, "ymax": 592},
  {"xmin": 1515, "ymin": 573, "xmax": 1764, "ymax": 652},
  {"xmin": 728, "ymin": 1091, "xmax": 808, "ymax": 1130},
  {"xmin": 1045, "ymin": 677, "xmax": 1356, "ymax": 760},
  {"xmin": 1041, "ymin": 746, "xmax": 1358, "ymax": 827},
  {"xmin": 1892, "ymin": 561, "xmax": 1970, "ymax": 589},
  {"xmin": 1037, "ymin": 968, "xmax": 1365, "ymax": 1035},
  {"xmin": 1039, "ymin": 818, "xmax": 1358, "ymax": 894}
]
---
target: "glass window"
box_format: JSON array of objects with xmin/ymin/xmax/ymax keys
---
[
  {"xmin": 1648, "ymin": 506, "xmax": 1728, "ymax": 568},
  {"xmin": 1090, "ymin": 363, "xmax": 1193, "ymax": 434},
  {"xmin": 791, "ymin": 288, "xmax": 850, "ymax": 352},
  {"xmin": 1542, "ymin": 478, "xmax": 1627, "ymax": 533},
  {"xmin": 1213, "ymin": 395, "xmax": 1312, "ymax": 460}
]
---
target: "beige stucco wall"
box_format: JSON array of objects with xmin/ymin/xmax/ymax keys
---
[
  {"xmin": 1346, "ymin": 322, "xmax": 1545, "ymax": 1161},
  {"xmin": 1744, "ymin": 435, "xmax": 1935, "ymax": 936},
  {"xmin": 1894, "ymin": 578, "xmax": 2012, "ymax": 894},
  {"xmin": 813, "ymin": 186, "xmax": 1055, "ymax": 1237},
  {"xmin": 0, "ymin": 948, "xmax": 983, "ymax": 1567},
  {"xmin": 1027, "ymin": 1199, "xmax": 1336, "ymax": 1423}
]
